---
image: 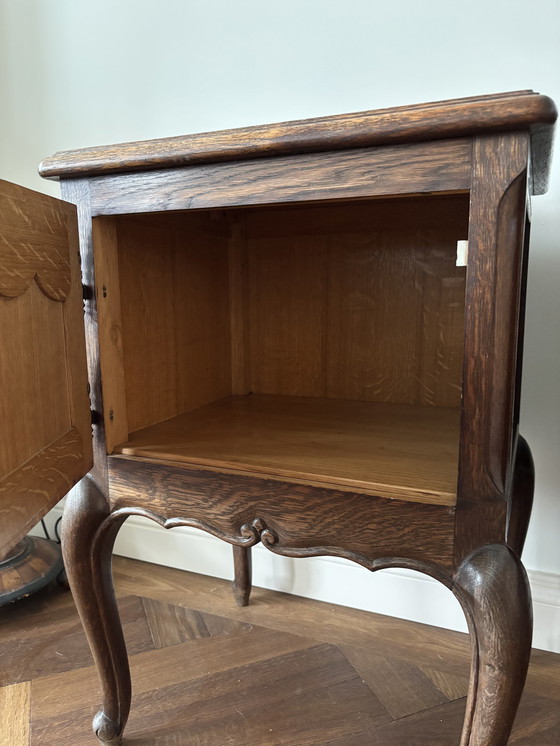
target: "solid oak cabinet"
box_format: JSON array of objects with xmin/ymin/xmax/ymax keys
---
[{"xmin": 1, "ymin": 91, "xmax": 557, "ymax": 745}]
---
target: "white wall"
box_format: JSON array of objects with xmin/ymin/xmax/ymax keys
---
[{"xmin": 4, "ymin": 1, "xmax": 560, "ymax": 650}]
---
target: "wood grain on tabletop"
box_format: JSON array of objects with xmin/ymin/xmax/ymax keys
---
[{"xmin": 38, "ymin": 91, "xmax": 556, "ymax": 192}]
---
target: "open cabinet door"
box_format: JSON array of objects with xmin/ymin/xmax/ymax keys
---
[{"xmin": 0, "ymin": 179, "xmax": 93, "ymax": 558}]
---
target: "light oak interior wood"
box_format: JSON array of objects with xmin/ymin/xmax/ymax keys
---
[
  {"xmin": 0, "ymin": 682, "xmax": 30, "ymax": 746},
  {"xmin": 95, "ymin": 194, "xmax": 468, "ymax": 505},
  {"xmin": 114, "ymin": 394, "xmax": 460, "ymax": 505}
]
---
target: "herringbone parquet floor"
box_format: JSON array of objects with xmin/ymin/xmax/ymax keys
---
[{"xmin": 1, "ymin": 557, "xmax": 558, "ymax": 745}]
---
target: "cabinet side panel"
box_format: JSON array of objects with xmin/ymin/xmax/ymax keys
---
[
  {"xmin": 116, "ymin": 215, "xmax": 231, "ymax": 433},
  {"xmin": 93, "ymin": 217, "xmax": 129, "ymax": 452},
  {"xmin": 118, "ymin": 219, "xmax": 178, "ymax": 432}
]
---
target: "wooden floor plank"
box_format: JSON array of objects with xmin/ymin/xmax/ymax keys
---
[
  {"xmin": 112, "ymin": 558, "xmax": 474, "ymax": 673},
  {"xmin": 373, "ymin": 698, "xmax": 467, "ymax": 745},
  {"xmin": 419, "ymin": 665, "xmax": 469, "ymax": 701},
  {"xmin": 32, "ymin": 623, "xmax": 313, "ymax": 720},
  {"xmin": 32, "ymin": 645, "xmax": 390, "ymax": 746},
  {"xmin": 0, "ymin": 682, "xmax": 30, "ymax": 746},
  {"xmin": 0, "ymin": 594, "xmax": 152, "ymax": 686},
  {"xmin": 342, "ymin": 644, "xmax": 450, "ymax": 718},
  {"xmin": 0, "ymin": 556, "xmax": 556, "ymax": 745},
  {"xmin": 509, "ymin": 689, "xmax": 560, "ymax": 743},
  {"xmin": 111, "ymin": 558, "xmax": 558, "ymax": 700},
  {"xmin": 141, "ymin": 596, "xmax": 251, "ymax": 648}
]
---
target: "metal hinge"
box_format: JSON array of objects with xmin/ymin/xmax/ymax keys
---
[{"xmin": 82, "ymin": 284, "xmax": 94, "ymax": 301}]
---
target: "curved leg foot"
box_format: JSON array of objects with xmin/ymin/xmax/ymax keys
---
[
  {"xmin": 232, "ymin": 545, "xmax": 252, "ymax": 607},
  {"xmin": 61, "ymin": 477, "xmax": 130, "ymax": 745},
  {"xmin": 454, "ymin": 544, "xmax": 532, "ymax": 746},
  {"xmin": 507, "ymin": 435, "xmax": 535, "ymax": 557}
]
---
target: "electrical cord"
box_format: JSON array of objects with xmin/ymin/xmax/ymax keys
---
[
  {"xmin": 54, "ymin": 516, "xmax": 63, "ymax": 543},
  {"xmin": 40, "ymin": 517, "xmax": 62, "ymax": 544}
]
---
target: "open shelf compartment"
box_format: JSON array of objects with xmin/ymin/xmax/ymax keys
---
[{"xmin": 94, "ymin": 194, "xmax": 469, "ymax": 506}]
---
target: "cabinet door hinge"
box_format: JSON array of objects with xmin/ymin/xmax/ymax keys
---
[{"xmin": 82, "ymin": 284, "xmax": 94, "ymax": 301}]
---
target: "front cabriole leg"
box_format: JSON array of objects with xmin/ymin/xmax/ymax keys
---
[
  {"xmin": 453, "ymin": 544, "xmax": 532, "ymax": 746},
  {"xmin": 61, "ymin": 477, "xmax": 130, "ymax": 745}
]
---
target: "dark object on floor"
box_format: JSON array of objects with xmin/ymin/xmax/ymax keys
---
[{"xmin": 0, "ymin": 536, "xmax": 64, "ymax": 606}]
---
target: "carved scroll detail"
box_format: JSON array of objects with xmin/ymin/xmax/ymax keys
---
[{"xmin": 99, "ymin": 507, "xmax": 450, "ymax": 585}]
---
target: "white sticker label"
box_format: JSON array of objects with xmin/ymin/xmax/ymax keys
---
[{"xmin": 456, "ymin": 240, "xmax": 468, "ymax": 267}]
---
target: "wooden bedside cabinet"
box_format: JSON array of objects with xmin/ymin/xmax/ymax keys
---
[{"xmin": 0, "ymin": 91, "xmax": 556, "ymax": 744}]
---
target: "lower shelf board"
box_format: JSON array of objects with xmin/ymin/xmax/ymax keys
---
[{"xmin": 113, "ymin": 394, "xmax": 460, "ymax": 506}]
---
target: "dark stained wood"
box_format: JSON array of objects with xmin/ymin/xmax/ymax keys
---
[
  {"xmin": 34, "ymin": 93, "xmax": 555, "ymax": 744},
  {"xmin": 453, "ymin": 545, "xmax": 532, "ymax": 746},
  {"xmin": 59, "ymin": 178, "xmax": 110, "ymax": 497},
  {"xmin": 39, "ymin": 91, "xmax": 556, "ymax": 194},
  {"xmin": 86, "ymin": 140, "xmax": 471, "ymax": 217},
  {"xmin": 455, "ymin": 133, "xmax": 530, "ymax": 563},
  {"xmin": 60, "ymin": 477, "xmax": 131, "ymax": 745},
  {"xmin": 107, "ymin": 454, "xmax": 456, "ymax": 571},
  {"xmin": 232, "ymin": 545, "xmax": 252, "ymax": 607}
]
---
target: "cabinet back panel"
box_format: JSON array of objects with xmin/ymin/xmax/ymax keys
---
[
  {"xmin": 116, "ymin": 216, "xmax": 231, "ymax": 433},
  {"xmin": 245, "ymin": 196, "xmax": 468, "ymax": 407}
]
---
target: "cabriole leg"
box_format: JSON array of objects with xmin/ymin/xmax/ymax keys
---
[
  {"xmin": 61, "ymin": 477, "xmax": 130, "ymax": 745},
  {"xmin": 232, "ymin": 545, "xmax": 252, "ymax": 607},
  {"xmin": 454, "ymin": 544, "xmax": 532, "ymax": 746}
]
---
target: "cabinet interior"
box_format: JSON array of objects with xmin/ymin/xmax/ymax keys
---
[{"xmin": 94, "ymin": 194, "xmax": 469, "ymax": 505}]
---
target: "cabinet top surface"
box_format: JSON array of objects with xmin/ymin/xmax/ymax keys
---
[{"xmin": 40, "ymin": 90, "xmax": 556, "ymax": 189}]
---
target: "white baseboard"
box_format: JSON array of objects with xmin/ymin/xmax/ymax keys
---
[{"xmin": 31, "ymin": 506, "xmax": 560, "ymax": 654}]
